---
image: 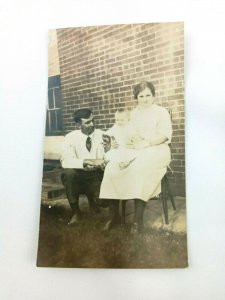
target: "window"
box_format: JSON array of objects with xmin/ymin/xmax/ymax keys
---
[{"xmin": 46, "ymin": 75, "xmax": 63, "ymax": 136}]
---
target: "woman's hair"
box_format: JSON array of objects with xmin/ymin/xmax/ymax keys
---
[
  {"xmin": 133, "ymin": 81, "xmax": 155, "ymax": 99},
  {"xmin": 73, "ymin": 108, "xmax": 92, "ymax": 123}
]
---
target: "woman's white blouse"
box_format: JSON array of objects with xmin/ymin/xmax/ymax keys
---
[{"xmin": 130, "ymin": 104, "xmax": 172, "ymax": 143}]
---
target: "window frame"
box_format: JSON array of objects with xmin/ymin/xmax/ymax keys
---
[{"xmin": 46, "ymin": 75, "xmax": 63, "ymax": 136}]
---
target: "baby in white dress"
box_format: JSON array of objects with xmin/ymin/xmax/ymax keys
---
[{"xmin": 103, "ymin": 109, "xmax": 142, "ymax": 169}]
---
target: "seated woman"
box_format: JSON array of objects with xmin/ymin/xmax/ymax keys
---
[{"xmin": 99, "ymin": 81, "xmax": 173, "ymax": 233}]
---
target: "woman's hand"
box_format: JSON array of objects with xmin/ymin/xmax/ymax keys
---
[
  {"xmin": 132, "ymin": 135, "xmax": 168, "ymax": 149},
  {"xmin": 125, "ymin": 135, "xmax": 151, "ymax": 150},
  {"xmin": 134, "ymin": 138, "xmax": 150, "ymax": 149},
  {"xmin": 127, "ymin": 136, "xmax": 152, "ymax": 150},
  {"xmin": 125, "ymin": 135, "xmax": 142, "ymax": 149}
]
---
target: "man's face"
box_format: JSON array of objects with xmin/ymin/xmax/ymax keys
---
[{"xmin": 80, "ymin": 114, "xmax": 95, "ymax": 135}]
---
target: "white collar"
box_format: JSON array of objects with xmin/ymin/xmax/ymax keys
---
[{"xmin": 80, "ymin": 130, "xmax": 95, "ymax": 139}]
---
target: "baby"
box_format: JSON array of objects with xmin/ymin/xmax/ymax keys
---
[{"xmin": 103, "ymin": 109, "xmax": 142, "ymax": 169}]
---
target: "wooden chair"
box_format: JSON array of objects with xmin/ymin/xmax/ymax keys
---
[
  {"xmin": 121, "ymin": 169, "xmax": 176, "ymax": 225},
  {"xmin": 158, "ymin": 171, "xmax": 176, "ymax": 224}
]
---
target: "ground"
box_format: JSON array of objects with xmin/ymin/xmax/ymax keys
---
[{"xmin": 37, "ymin": 192, "xmax": 188, "ymax": 268}]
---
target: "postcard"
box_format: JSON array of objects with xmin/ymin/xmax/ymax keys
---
[{"xmin": 37, "ymin": 22, "xmax": 187, "ymax": 268}]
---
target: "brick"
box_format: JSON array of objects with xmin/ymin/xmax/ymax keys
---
[
  {"xmin": 141, "ymin": 45, "xmax": 155, "ymax": 54},
  {"xmin": 174, "ymin": 50, "xmax": 184, "ymax": 56},
  {"xmin": 141, "ymin": 33, "xmax": 155, "ymax": 43},
  {"xmin": 122, "ymin": 36, "xmax": 135, "ymax": 43}
]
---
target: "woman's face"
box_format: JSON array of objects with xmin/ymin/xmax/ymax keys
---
[{"xmin": 137, "ymin": 87, "xmax": 154, "ymax": 107}]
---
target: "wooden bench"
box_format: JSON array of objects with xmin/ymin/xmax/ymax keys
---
[{"xmin": 42, "ymin": 136, "xmax": 65, "ymax": 203}]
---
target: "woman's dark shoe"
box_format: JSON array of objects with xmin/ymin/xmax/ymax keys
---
[
  {"xmin": 130, "ymin": 222, "xmax": 143, "ymax": 235},
  {"xmin": 130, "ymin": 222, "xmax": 139, "ymax": 234},
  {"xmin": 97, "ymin": 199, "xmax": 110, "ymax": 208}
]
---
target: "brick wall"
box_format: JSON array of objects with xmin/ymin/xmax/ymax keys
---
[{"xmin": 56, "ymin": 22, "xmax": 185, "ymax": 196}]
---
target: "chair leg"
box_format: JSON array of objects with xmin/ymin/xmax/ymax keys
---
[
  {"xmin": 161, "ymin": 192, "xmax": 169, "ymax": 225},
  {"xmin": 169, "ymin": 193, "xmax": 176, "ymax": 211},
  {"xmin": 121, "ymin": 201, "xmax": 126, "ymax": 224},
  {"xmin": 161, "ymin": 176, "xmax": 169, "ymax": 225},
  {"xmin": 164, "ymin": 174, "xmax": 176, "ymax": 210}
]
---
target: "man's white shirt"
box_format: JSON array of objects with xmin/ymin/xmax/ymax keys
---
[{"xmin": 60, "ymin": 129, "xmax": 104, "ymax": 169}]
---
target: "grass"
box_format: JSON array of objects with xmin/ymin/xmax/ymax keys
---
[{"xmin": 37, "ymin": 204, "xmax": 188, "ymax": 268}]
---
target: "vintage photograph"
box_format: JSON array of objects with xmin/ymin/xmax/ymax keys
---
[{"xmin": 37, "ymin": 22, "xmax": 187, "ymax": 268}]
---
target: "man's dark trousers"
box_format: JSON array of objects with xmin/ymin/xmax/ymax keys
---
[{"xmin": 61, "ymin": 168, "xmax": 103, "ymax": 214}]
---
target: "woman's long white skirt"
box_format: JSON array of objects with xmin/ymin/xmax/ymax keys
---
[{"xmin": 100, "ymin": 144, "xmax": 171, "ymax": 202}]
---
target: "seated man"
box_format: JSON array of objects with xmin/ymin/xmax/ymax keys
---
[{"xmin": 60, "ymin": 108, "xmax": 107, "ymax": 226}]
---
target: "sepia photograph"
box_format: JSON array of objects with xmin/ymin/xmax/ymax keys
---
[
  {"xmin": 2, "ymin": 0, "xmax": 225, "ymax": 298},
  {"xmin": 36, "ymin": 22, "xmax": 187, "ymax": 268}
]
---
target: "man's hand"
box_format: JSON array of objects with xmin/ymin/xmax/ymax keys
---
[
  {"xmin": 110, "ymin": 136, "xmax": 119, "ymax": 149},
  {"xmin": 83, "ymin": 159, "xmax": 107, "ymax": 170},
  {"xmin": 102, "ymin": 135, "xmax": 119, "ymax": 152},
  {"xmin": 102, "ymin": 134, "xmax": 111, "ymax": 153}
]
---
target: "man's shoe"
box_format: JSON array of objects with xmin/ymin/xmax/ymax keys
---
[
  {"xmin": 102, "ymin": 220, "xmax": 115, "ymax": 231},
  {"xmin": 68, "ymin": 213, "xmax": 81, "ymax": 226},
  {"xmin": 102, "ymin": 218, "xmax": 120, "ymax": 231},
  {"xmin": 90, "ymin": 204, "xmax": 101, "ymax": 214}
]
